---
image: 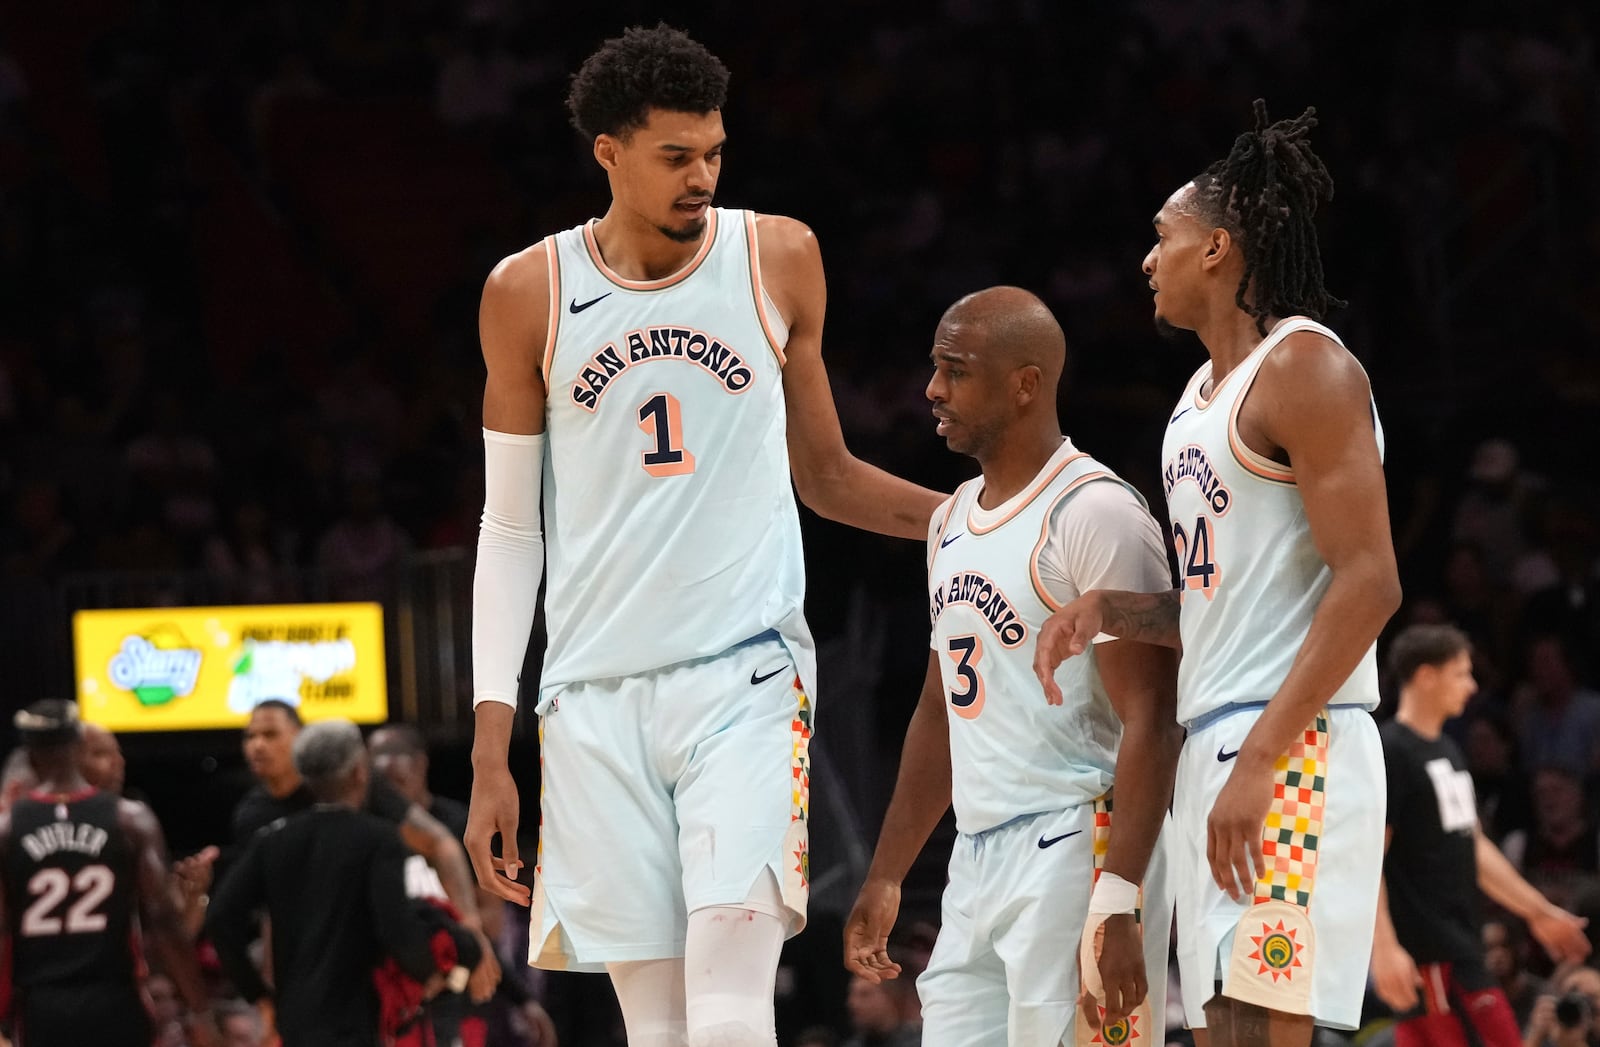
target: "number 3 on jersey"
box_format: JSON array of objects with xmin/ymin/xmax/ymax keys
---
[
  {"xmin": 946, "ymin": 634, "xmax": 986, "ymax": 719},
  {"xmin": 1171, "ymin": 515, "xmax": 1221, "ymax": 600},
  {"xmin": 637, "ymin": 393, "xmax": 696, "ymax": 477}
]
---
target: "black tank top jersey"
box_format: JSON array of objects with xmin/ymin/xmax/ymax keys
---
[{"xmin": 3, "ymin": 790, "xmax": 139, "ymax": 987}]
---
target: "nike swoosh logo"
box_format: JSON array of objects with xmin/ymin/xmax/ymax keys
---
[
  {"xmin": 1170, "ymin": 406, "xmax": 1193, "ymax": 424},
  {"xmin": 1217, "ymin": 746, "xmax": 1240, "ymax": 762},
  {"xmin": 750, "ymin": 665, "xmax": 791, "ymax": 686},
  {"xmin": 939, "ymin": 533, "xmax": 963, "ymax": 548},
  {"xmin": 1037, "ymin": 830, "xmax": 1082, "ymax": 849},
  {"xmin": 569, "ymin": 293, "xmax": 612, "ymax": 314}
]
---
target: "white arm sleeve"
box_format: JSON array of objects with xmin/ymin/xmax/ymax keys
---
[
  {"xmin": 1035, "ymin": 481, "xmax": 1173, "ymax": 643},
  {"xmin": 471, "ymin": 428, "xmax": 545, "ymax": 709}
]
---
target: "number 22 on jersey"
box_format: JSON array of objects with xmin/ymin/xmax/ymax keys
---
[
  {"xmin": 21, "ymin": 865, "xmax": 114, "ymax": 937},
  {"xmin": 1171, "ymin": 515, "xmax": 1221, "ymax": 599},
  {"xmin": 637, "ymin": 392, "xmax": 696, "ymax": 477}
]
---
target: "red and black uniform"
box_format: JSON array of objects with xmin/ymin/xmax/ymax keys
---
[
  {"xmin": 1, "ymin": 789, "xmax": 149, "ymax": 1047},
  {"xmin": 1382, "ymin": 721, "xmax": 1522, "ymax": 1047}
]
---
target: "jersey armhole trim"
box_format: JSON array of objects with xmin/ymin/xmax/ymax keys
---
[
  {"xmin": 541, "ymin": 237, "xmax": 561, "ymax": 388},
  {"xmin": 1028, "ymin": 472, "xmax": 1111, "ymax": 611},
  {"xmin": 744, "ymin": 211, "xmax": 788, "ymax": 367},
  {"xmin": 929, "ymin": 483, "xmax": 969, "ymax": 568},
  {"xmin": 1225, "ymin": 328, "xmax": 1300, "ymax": 486}
]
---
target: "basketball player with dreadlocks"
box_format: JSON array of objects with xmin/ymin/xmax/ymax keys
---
[{"xmin": 1034, "ymin": 101, "xmax": 1401, "ymax": 1046}]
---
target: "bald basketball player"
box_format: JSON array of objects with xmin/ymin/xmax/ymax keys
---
[{"xmin": 844, "ymin": 288, "xmax": 1181, "ymax": 1047}]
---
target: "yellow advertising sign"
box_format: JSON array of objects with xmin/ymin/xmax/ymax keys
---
[{"xmin": 73, "ymin": 603, "xmax": 388, "ymax": 731}]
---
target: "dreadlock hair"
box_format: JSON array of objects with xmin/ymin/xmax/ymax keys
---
[
  {"xmin": 1191, "ymin": 99, "xmax": 1347, "ymax": 336},
  {"xmin": 566, "ymin": 24, "xmax": 730, "ymax": 141}
]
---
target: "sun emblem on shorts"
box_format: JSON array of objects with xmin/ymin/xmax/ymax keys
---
[
  {"xmin": 792, "ymin": 839, "xmax": 809, "ymax": 889},
  {"xmin": 1248, "ymin": 920, "xmax": 1301, "ymax": 981},
  {"xmin": 1091, "ymin": 1009, "xmax": 1139, "ymax": 1045}
]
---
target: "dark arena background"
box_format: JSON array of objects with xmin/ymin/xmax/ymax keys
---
[{"xmin": 0, "ymin": 1, "xmax": 1598, "ymax": 1044}]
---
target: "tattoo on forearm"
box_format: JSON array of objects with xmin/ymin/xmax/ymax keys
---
[{"xmin": 1101, "ymin": 590, "xmax": 1181, "ymax": 647}]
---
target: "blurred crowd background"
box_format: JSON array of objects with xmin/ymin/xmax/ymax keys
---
[{"xmin": 1, "ymin": 0, "xmax": 1599, "ymax": 1044}]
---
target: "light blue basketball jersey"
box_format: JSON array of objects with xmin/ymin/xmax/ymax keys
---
[
  {"xmin": 1160, "ymin": 316, "xmax": 1384, "ymax": 726},
  {"xmin": 928, "ymin": 443, "xmax": 1137, "ymax": 834},
  {"xmin": 536, "ymin": 208, "xmax": 814, "ymax": 704}
]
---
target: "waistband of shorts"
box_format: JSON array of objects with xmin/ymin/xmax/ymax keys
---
[{"xmin": 1182, "ymin": 700, "xmax": 1370, "ymax": 733}]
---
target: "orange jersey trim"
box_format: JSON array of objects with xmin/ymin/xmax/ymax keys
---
[
  {"xmin": 1027, "ymin": 472, "xmax": 1112, "ymax": 610},
  {"xmin": 966, "ymin": 452, "xmax": 1089, "ymax": 536},
  {"xmin": 1226, "ymin": 343, "xmax": 1298, "ymax": 486},
  {"xmin": 582, "ymin": 209, "xmax": 719, "ymax": 291},
  {"xmin": 541, "ymin": 237, "xmax": 561, "ymax": 388},
  {"xmin": 743, "ymin": 211, "xmax": 787, "ymax": 366}
]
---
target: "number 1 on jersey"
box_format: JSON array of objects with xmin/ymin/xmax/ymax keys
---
[{"xmin": 637, "ymin": 393, "xmax": 696, "ymax": 477}]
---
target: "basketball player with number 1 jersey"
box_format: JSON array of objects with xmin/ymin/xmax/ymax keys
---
[
  {"xmin": 1035, "ymin": 102, "xmax": 1401, "ymax": 1046},
  {"xmin": 846, "ymin": 288, "xmax": 1181, "ymax": 1047},
  {"xmin": 465, "ymin": 25, "xmax": 944, "ymax": 1046}
]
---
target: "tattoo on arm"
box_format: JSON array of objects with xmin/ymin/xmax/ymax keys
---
[{"xmin": 1100, "ymin": 590, "xmax": 1182, "ymax": 648}]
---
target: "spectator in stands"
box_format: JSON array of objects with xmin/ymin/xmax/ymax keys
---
[
  {"xmin": 315, "ymin": 478, "xmax": 410, "ymax": 602},
  {"xmin": 1484, "ymin": 917, "xmax": 1551, "ymax": 1029},
  {"xmin": 1465, "ymin": 711, "xmax": 1534, "ymax": 842},
  {"xmin": 1516, "ymin": 635, "xmax": 1600, "ymax": 776},
  {"xmin": 1504, "ymin": 767, "xmax": 1600, "ymax": 910},
  {"xmin": 207, "ymin": 719, "xmax": 483, "ymax": 1047},
  {"xmin": 1524, "ymin": 964, "xmax": 1600, "ymax": 1047},
  {"xmin": 842, "ymin": 953, "xmax": 921, "ymax": 1047}
]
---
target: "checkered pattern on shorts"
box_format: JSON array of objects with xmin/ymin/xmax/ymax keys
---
[{"xmin": 1254, "ymin": 712, "xmax": 1330, "ymax": 909}]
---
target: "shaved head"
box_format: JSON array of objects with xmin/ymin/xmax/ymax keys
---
[
  {"xmin": 927, "ymin": 286, "xmax": 1068, "ymax": 466},
  {"xmin": 936, "ymin": 286, "xmax": 1066, "ymax": 388}
]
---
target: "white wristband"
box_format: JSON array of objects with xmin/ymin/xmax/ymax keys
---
[{"xmin": 1088, "ymin": 872, "xmax": 1139, "ymax": 915}]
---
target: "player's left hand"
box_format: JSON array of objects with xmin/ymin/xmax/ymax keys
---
[
  {"xmin": 1207, "ymin": 759, "xmax": 1273, "ymax": 902},
  {"xmin": 1081, "ymin": 913, "xmax": 1147, "ymax": 1032},
  {"xmin": 1530, "ymin": 904, "xmax": 1591, "ymax": 965}
]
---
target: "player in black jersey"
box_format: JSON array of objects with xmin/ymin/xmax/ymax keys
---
[
  {"xmin": 0, "ymin": 700, "xmax": 216, "ymax": 1047},
  {"xmin": 1372, "ymin": 626, "xmax": 1590, "ymax": 1047}
]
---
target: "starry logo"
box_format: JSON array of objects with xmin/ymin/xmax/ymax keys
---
[{"xmin": 106, "ymin": 626, "xmax": 202, "ymax": 707}]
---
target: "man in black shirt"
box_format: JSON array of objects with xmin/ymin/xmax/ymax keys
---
[
  {"xmin": 207, "ymin": 718, "xmax": 482, "ymax": 1047},
  {"xmin": 229, "ymin": 700, "xmax": 500, "ymax": 1000},
  {"xmin": 0, "ymin": 700, "xmax": 216, "ymax": 1047},
  {"xmin": 1373, "ymin": 624, "xmax": 1591, "ymax": 1047}
]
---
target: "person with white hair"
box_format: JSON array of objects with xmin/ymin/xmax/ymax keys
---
[{"xmin": 207, "ymin": 719, "xmax": 483, "ymax": 1047}]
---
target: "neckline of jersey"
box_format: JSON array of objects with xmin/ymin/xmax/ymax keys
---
[{"xmin": 581, "ymin": 210, "xmax": 721, "ymax": 292}]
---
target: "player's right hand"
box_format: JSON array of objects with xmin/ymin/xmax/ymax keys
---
[
  {"xmin": 844, "ymin": 877, "xmax": 903, "ymax": 983},
  {"xmin": 1034, "ymin": 593, "xmax": 1105, "ymax": 704},
  {"xmin": 465, "ymin": 764, "xmax": 532, "ymax": 905},
  {"xmin": 1370, "ymin": 939, "xmax": 1422, "ymax": 1014}
]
